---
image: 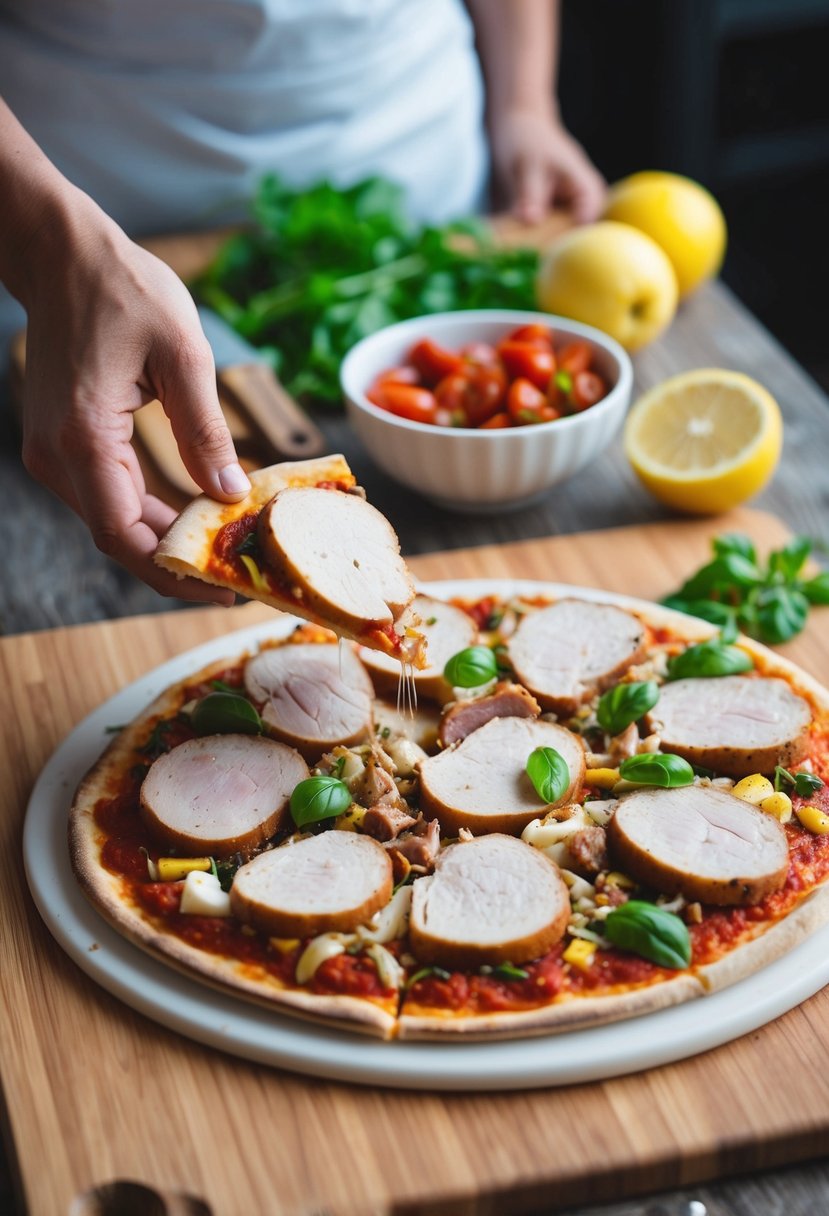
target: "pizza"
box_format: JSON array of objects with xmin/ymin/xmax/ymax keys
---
[
  {"xmin": 154, "ymin": 455, "xmax": 425, "ymax": 666},
  {"xmin": 69, "ymin": 583, "xmax": 829, "ymax": 1041}
]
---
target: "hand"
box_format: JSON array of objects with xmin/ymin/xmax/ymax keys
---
[
  {"xmin": 491, "ymin": 106, "xmax": 606, "ymax": 226},
  {"xmin": 19, "ymin": 190, "xmax": 250, "ymax": 602}
]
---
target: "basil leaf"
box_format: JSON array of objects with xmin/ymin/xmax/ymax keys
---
[
  {"xmin": 712, "ymin": 533, "xmax": 758, "ymax": 564},
  {"xmin": 618, "ymin": 753, "xmax": 695, "ymax": 788},
  {"xmin": 597, "ymin": 681, "xmax": 659, "ymax": 737},
  {"xmin": 491, "ymin": 963, "xmax": 530, "ymax": 982},
  {"xmin": 190, "ymin": 692, "xmax": 263, "ymax": 736},
  {"xmin": 769, "ymin": 536, "xmax": 811, "ymax": 583},
  {"xmin": 211, "ymin": 679, "xmax": 242, "ymax": 694},
  {"xmin": 526, "ymin": 746, "xmax": 571, "ymax": 804},
  {"xmin": 800, "ymin": 572, "xmax": 829, "ymax": 605},
  {"xmin": 604, "ymin": 900, "xmax": 691, "ymax": 970},
  {"xmin": 290, "ymin": 775, "xmax": 352, "ymax": 828},
  {"xmin": 443, "ymin": 645, "xmax": 499, "ymax": 688},
  {"xmin": 405, "ymin": 965, "xmax": 451, "ymax": 990},
  {"xmin": 754, "ymin": 586, "xmax": 809, "ymax": 645},
  {"xmin": 775, "ymin": 765, "xmax": 824, "ymax": 797},
  {"xmin": 666, "ymin": 639, "xmax": 753, "ymax": 680},
  {"xmin": 675, "ymin": 554, "xmax": 761, "ymax": 600},
  {"xmin": 662, "ymin": 596, "xmax": 738, "ymax": 633}
]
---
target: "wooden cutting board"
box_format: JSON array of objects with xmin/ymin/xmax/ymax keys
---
[{"xmin": 3, "ymin": 510, "xmax": 829, "ymax": 1216}]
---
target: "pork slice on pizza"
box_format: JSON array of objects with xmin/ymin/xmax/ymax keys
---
[{"xmin": 155, "ymin": 455, "xmax": 425, "ymax": 665}]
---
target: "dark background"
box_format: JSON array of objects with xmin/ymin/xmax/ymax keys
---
[{"xmin": 559, "ymin": 0, "xmax": 829, "ymax": 393}]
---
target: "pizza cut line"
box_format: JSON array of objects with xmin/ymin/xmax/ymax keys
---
[{"xmin": 69, "ymin": 587, "xmax": 829, "ymax": 1041}]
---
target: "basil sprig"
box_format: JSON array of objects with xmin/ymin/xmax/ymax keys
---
[
  {"xmin": 191, "ymin": 691, "xmax": 263, "ymax": 736},
  {"xmin": 666, "ymin": 638, "xmax": 753, "ymax": 680},
  {"xmin": 597, "ymin": 681, "xmax": 659, "ymax": 737},
  {"xmin": 526, "ymin": 746, "xmax": 571, "ymax": 804},
  {"xmin": 619, "ymin": 753, "xmax": 694, "ymax": 788},
  {"xmin": 290, "ymin": 775, "xmax": 352, "ymax": 828},
  {"xmin": 662, "ymin": 531, "xmax": 829, "ymax": 645},
  {"xmin": 774, "ymin": 765, "xmax": 824, "ymax": 799},
  {"xmin": 443, "ymin": 645, "xmax": 499, "ymax": 688},
  {"xmin": 604, "ymin": 900, "xmax": 692, "ymax": 970}
]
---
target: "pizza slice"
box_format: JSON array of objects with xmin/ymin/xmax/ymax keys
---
[{"xmin": 154, "ymin": 455, "xmax": 426, "ymax": 666}]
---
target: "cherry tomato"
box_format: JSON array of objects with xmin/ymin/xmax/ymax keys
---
[
  {"xmin": 506, "ymin": 323, "xmax": 554, "ymax": 349},
  {"xmin": 460, "ymin": 341, "xmax": 501, "ymax": 368},
  {"xmin": 479, "ymin": 411, "xmax": 512, "ymax": 430},
  {"xmin": 557, "ymin": 341, "xmax": 592, "ymax": 375},
  {"xmin": 496, "ymin": 340, "xmax": 555, "ymax": 391},
  {"xmin": 372, "ymin": 383, "xmax": 438, "ymax": 424},
  {"xmin": 507, "ymin": 378, "xmax": 550, "ymax": 425},
  {"xmin": 436, "ymin": 367, "xmax": 506, "ymax": 426},
  {"xmin": 374, "ymin": 365, "xmax": 421, "ymax": 387},
  {"xmin": 571, "ymin": 371, "xmax": 607, "ymax": 411},
  {"xmin": 408, "ymin": 339, "xmax": 464, "ymax": 386}
]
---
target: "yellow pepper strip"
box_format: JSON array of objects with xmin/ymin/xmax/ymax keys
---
[
  {"xmin": 585, "ymin": 767, "xmax": 620, "ymax": 790},
  {"xmin": 759, "ymin": 791, "xmax": 793, "ymax": 823},
  {"xmin": 270, "ymin": 937, "xmax": 301, "ymax": 954},
  {"xmin": 796, "ymin": 804, "xmax": 829, "ymax": 835},
  {"xmin": 604, "ymin": 870, "xmax": 636, "ymax": 890},
  {"xmin": 239, "ymin": 554, "xmax": 270, "ymax": 594},
  {"xmin": 156, "ymin": 857, "xmax": 212, "ymax": 882},
  {"xmin": 732, "ymin": 774, "xmax": 775, "ymax": 805},
  {"xmin": 563, "ymin": 939, "xmax": 596, "ymax": 970}
]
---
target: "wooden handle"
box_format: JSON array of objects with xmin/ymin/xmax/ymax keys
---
[
  {"xmin": 69, "ymin": 1180, "xmax": 212, "ymax": 1215},
  {"xmin": 219, "ymin": 362, "xmax": 326, "ymax": 458}
]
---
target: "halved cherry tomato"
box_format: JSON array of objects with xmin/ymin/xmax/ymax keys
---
[
  {"xmin": 506, "ymin": 323, "xmax": 554, "ymax": 349},
  {"xmin": 496, "ymin": 341, "xmax": 556, "ymax": 391},
  {"xmin": 408, "ymin": 339, "xmax": 464, "ymax": 386},
  {"xmin": 373, "ymin": 365, "xmax": 421, "ymax": 388},
  {"xmin": 507, "ymin": 378, "xmax": 550, "ymax": 424},
  {"xmin": 435, "ymin": 367, "xmax": 506, "ymax": 426},
  {"xmin": 556, "ymin": 340, "xmax": 592, "ymax": 375},
  {"xmin": 571, "ymin": 371, "xmax": 607, "ymax": 411},
  {"xmin": 372, "ymin": 383, "xmax": 438, "ymax": 424},
  {"xmin": 479, "ymin": 411, "xmax": 512, "ymax": 430},
  {"xmin": 460, "ymin": 341, "xmax": 501, "ymax": 368}
]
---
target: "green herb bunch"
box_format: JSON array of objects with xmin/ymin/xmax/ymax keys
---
[{"xmin": 193, "ymin": 175, "xmax": 540, "ymax": 403}]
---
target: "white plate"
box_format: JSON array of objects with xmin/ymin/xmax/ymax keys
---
[{"xmin": 24, "ymin": 580, "xmax": 829, "ymax": 1091}]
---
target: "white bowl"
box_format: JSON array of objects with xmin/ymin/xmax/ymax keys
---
[{"xmin": 340, "ymin": 310, "xmax": 633, "ymax": 512}]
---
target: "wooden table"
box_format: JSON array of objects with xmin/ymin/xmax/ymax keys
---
[{"xmin": 2, "ymin": 255, "xmax": 829, "ymax": 1214}]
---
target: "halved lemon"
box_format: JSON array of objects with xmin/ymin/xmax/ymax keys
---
[{"xmin": 624, "ymin": 369, "xmax": 782, "ymax": 514}]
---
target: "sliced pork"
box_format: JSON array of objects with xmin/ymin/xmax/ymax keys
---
[
  {"xmin": 438, "ymin": 681, "xmax": 540, "ymax": 747},
  {"xmin": 408, "ymin": 833, "xmax": 570, "ymax": 968},
  {"xmin": 140, "ymin": 735, "xmax": 308, "ymax": 858},
  {"xmin": 418, "ymin": 716, "xmax": 585, "ymax": 836},
  {"xmin": 646, "ymin": 675, "xmax": 811, "ymax": 778},
  {"xmin": 361, "ymin": 595, "xmax": 477, "ymax": 703},
  {"xmin": 507, "ymin": 600, "xmax": 646, "ymax": 715},
  {"xmin": 230, "ymin": 830, "xmax": 393, "ymax": 937},
  {"xmin": 244, "ymin": 643, "xmax": 373, "ymax": 761},
  {"xmin": 607, "ymin": 785, "xmax": 789, "ymax": 906},
  {"xmin": 258, "ymin": 486, "xmax": 416, "ymax": 641}
]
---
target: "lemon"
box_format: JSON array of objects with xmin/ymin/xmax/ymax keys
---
[
  {"xmin": 603, "ymin": 171, "xmax": 727, "ymax": 298},
  {"xmin": 624, "ymin": 369, "xmax": 782, "ymax": 514}
]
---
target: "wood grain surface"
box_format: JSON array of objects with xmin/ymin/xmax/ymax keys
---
[{"xmin": 3, "ymin": 510, "xmax": 829, "ymax": 1216}]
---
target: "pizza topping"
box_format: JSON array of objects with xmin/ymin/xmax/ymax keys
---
[
  {"xmin": 647, "ymin": 675, "xmax": 812, "ymax": 778},
  {"xmin": 295, "ymin": 933, "xmax": 349, "ymax": 985},
  {"xmin": 419, "ymin": 716, "xmax": 585, "ymax": 836},
  {"xmin": 438, "ymin": 681, "xmax": 540, "ymax": 747},
  {"xmin": 596, "ymin": 680, "xmax": 660, "ymax": 737},
  {"xmin": 796, "ymin": 804, "xmax": 829, "ymax": 834},
  {"xmin": 140, "ymin": 735, "xmax": 308, "ymax": 858},
  {"xmin": 385, "ymin": 816, "xmax": 441, "ymax": 874},
  {"xmin": 443, "ymin": 645, "xmax": 499, "ymax": 689},
  {"xmin": 360, "ymin": 596, "xmax": 477, "ymax": 704},
  {"xmin": 507, "ymin": 600, "xmax": 646, "ymax": 715},
  {"xmin": 230, "ymin": 831, "xmax": 393, "ymax": 937},
  {"xmin": 603, "ymin": 900, "xmax": 692, "ymax": 970},
  {"xmin": 358, "ymin": 885, "xmax": 414, "ymax": 944},
  {"xmin": 526, "ymin": 745, "xmax": 572, "ymax": 805},
  {"xmin": 408, "ymin": 834, "xmax": 571, "ymax": 969},
  {"xmin": 155, "ymin": 857, "xmax": 211, "ymax": 881},
  {"xmin": 289, "ymin": 776, "xmax": 352, "ymax": 829},
  {"xmin": 568, "ymin": 826, "xmax": 609, "ymax": 876},
  {"xmin": 362, "ymin": 803, "xmax": 417, "ymax": 842},
  {"xmin": 257, "ymin": 486, "xmax": 419, "ymax": 654},
  {"xmin": 666, "ymin": 638, "xmax": 754, "ymax": 680},
  {"xmin": 179, "ymin": 870, "xmax": 232, "ymax": 918},
  {"xmin": 244, "ymin": 643, "xmax": 373, "ymax": 760},
  {"xmin": 607, "ymin": 785, "xmax": 789, "ymax": 906},
  {"xmin": 617, "ymin": 753, "xmax": 695, "ymax": 789},
  {"xmin": 190, "ymin": 691, "xmax": 263, "ymax": 737}
]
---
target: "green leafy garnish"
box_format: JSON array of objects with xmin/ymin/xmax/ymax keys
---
[
  {"xmin": 666, "ymin": 638, "xmax": 753, "ymax": 680},
  {"xmin": 618, "ymin": 753, "xmax": 695, "ymax": 788},
  {"xmin": 604, "ymin": 900, "xmax": 691, "ymax": 970},
  {"xmin": 404, "ymin": 965, "xmax": 451, "ymax": 990},
  {"xmin": 236, "ymin": 532, "xmax": 260, "ymax": 557},
  {"xmin": 596, "ymin": 681, "xmax": 659, "ymax": 737},
  {"xmin": 773, "ymin": 766, "xmax": 824, "ymax": 798},
  {"xmin": 211, "ymin": 679, "xmax": 242, "ymax": 694},
  {"xmin": 663, "ymin": 532, "xmax": 828, "ymax": 645},
  {"xmin": 443, "ymin": 645, "xmax": 499, "ymax": 688},
  {"xmin": 212, "ymin": 854, "xmax": 243, "ymax": 893},
  {"xmin": 190, "ymin": 692, "xmax": 263, "ymax": 736},
  {"xmin": 192, "ymin": 174, "xmax": 539, "ymax": 404},
  {"xmin": 139, "ymin": 718, "xmax": 176, "ymax": 759},
  {"xmin": 290, "ymin": 776, "xmax": 352, "ymax": 828},
  {"xmin": 526, "ymin": 746, "xmax": 571, "ymax": 804},
  {"xmin": 491, "ymin": 963, "xmax": 530, "ymax": 982}
]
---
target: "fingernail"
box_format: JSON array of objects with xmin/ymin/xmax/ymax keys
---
[{"xmin": 218, "ymin": 463, "xmax": 251, "ymax": 495}]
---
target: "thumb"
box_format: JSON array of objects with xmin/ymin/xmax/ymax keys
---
[
  {"xmin": 512, "ymin": 155, "xmax": 550, "ymax": 225},
  {"xmin": 159, "ymin": 339, "xmax": 251, "ymax": 501}
]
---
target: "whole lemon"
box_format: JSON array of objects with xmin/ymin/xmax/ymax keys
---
[
  {"xmin": 535, "ymin": 221, "xmax": 678, "ymax": 352},
  {"xmin": 603, "ymin": 171, "xmax": 727, "ymax": 298}
]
